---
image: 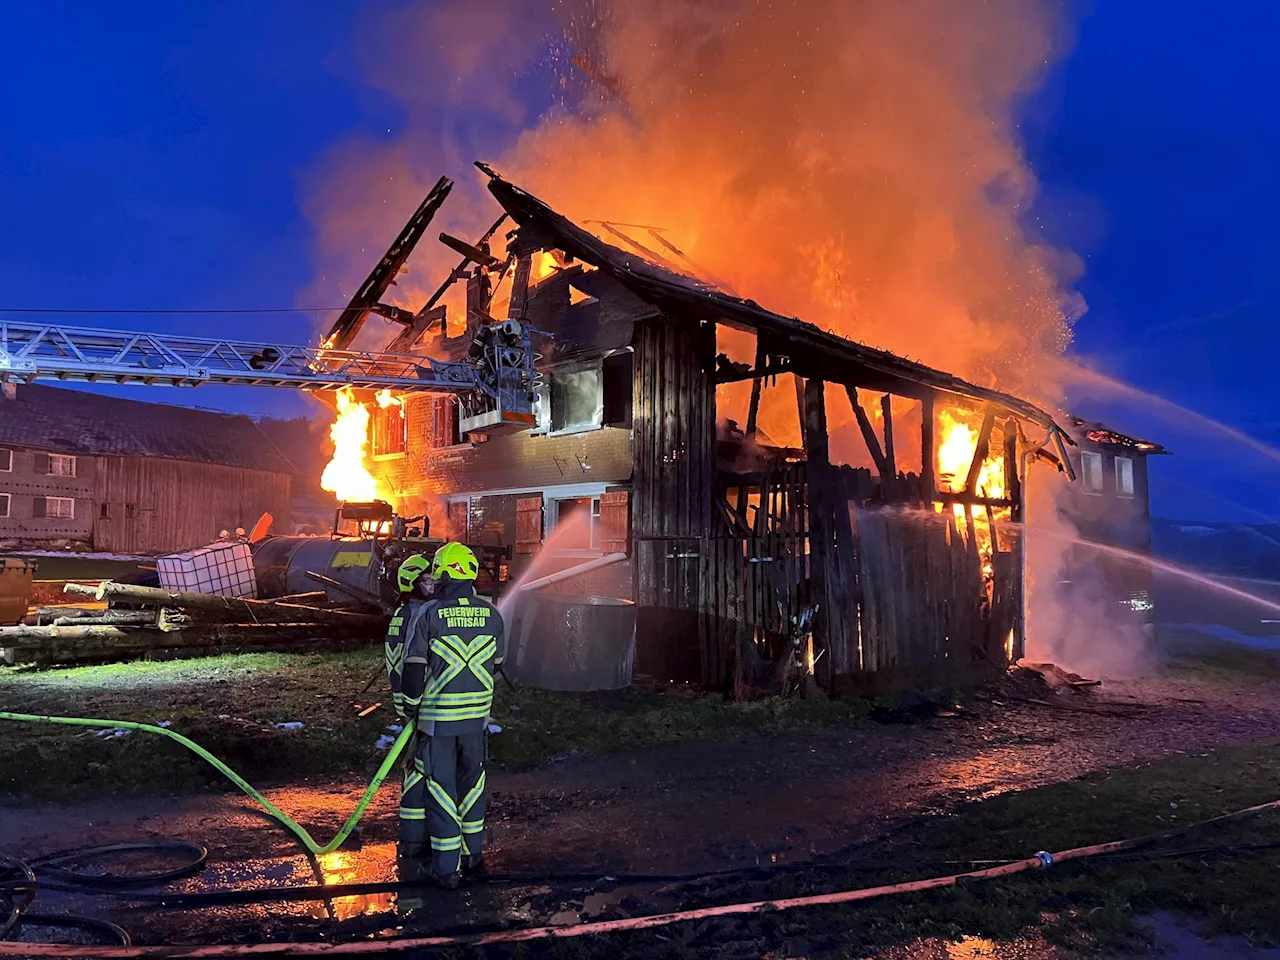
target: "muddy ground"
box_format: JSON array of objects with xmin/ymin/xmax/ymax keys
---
[{"xmin": 3, "ymin": 632, "xmax": 1280, "ymax": 957}]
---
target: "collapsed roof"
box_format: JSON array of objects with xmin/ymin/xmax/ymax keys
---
[
  {"xmin": 1066, "ymin": 415, "xmax": 1169, "ymax": 455},
  {"xmin": 480, "ymin": 165, "xmax": 1070, "ymax": 442}
]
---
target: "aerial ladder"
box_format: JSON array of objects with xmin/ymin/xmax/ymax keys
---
[{"xmin": 0, "ymin": 175, "xmax": 539, "ymax": 434}]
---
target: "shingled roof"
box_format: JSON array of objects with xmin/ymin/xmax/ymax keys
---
[{"xmin": 0, "ymin": 384, "xmax": 296, "ymax": 475}]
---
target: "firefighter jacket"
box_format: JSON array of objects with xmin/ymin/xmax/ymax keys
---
[{"xmin": 386, "ymin": 579, "xmax": 505, "ymax": 737}]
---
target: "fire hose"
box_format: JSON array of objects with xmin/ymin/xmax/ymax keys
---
[{"xmin": 1, "ymin": 711, "xmax": 1278, "ymax": 955}]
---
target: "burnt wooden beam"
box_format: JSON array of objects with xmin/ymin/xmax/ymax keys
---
[
  {"xmin": 802, "ymin": 377, "xmax": 836, "ymax": 689},
  {"xmin": 963, "ymin": 408, "xmax": 998, "ymax": 496},
  {"xmin": 920, "ymin": 393, "xmax": 936, "ymax": 504},
  {"xmin": 794, "ymin": 375, "xmax": 807, "ymax": 455},
  {"xmin": 846, "ymin": 385, "xmax": 890, "ymax": 481},
  {"xmin": 714, "ymin": 355, "xmax": 793, "ymax": 384},
  {"xmin": 745, "ymin": 340, "xmax": 766, "ymax": 437},
  {"xmin": 506, "ymin": 253, "xmax": 533, "ymax": 322},
  {"xmin": 1003, "ymin": 418, "xmax": 1022, "ymax": 522},
  {"xmin": 934, "ymin": 492, "xmax": 1016, "ymax": 508},
  {"xmin": 880, "ymin": 393, "xmax": 896, "ymax": 497}
]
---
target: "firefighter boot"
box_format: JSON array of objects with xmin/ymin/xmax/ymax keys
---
[
  {"xmin": 460, "ymin": 854, "xmax": 485, "ymax": 877},
  {"xmin": 434, "ymin": 869, "xmax": 461, "ymax": 891},
  {"xmin": 396, "ymin": 843, "xmax": 428, "ymax": 914}
]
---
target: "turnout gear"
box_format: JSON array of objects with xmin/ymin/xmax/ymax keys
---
[
  {"xmin": 396, "ymin": 554, "xmax": 431, "ymax": 593},
  {"xmin": 384, "ymin": 575, "xmax": 505, "ymax": 881},
  {"xmin": 431, "ymin": 541, "xmax": 479, "ymax": 581}
]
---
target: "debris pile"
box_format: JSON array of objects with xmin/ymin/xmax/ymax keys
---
[{"xmin": 0, "ymin": 580, "xmax": 388, "ymax": 667}]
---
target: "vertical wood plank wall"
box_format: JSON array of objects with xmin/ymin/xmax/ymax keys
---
[
  {"xmin": 631, "ymin": 316, "xmax": 716, "ymax": 681},
  {"xmin": 630, "ymin": 316, "xmax": 1025, "ymax": 690},
  {"xmin": 93, "ymin": 458, "xmax": 291, "ymax": 555}
]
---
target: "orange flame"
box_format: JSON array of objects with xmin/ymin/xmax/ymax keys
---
[
  {"xmin": 320, "ymin": 389, "xmax": 382, "ymax": 503},
  {"xmin": 936, "ymin": 408, "xmax": 1009, "ymax": 582}
]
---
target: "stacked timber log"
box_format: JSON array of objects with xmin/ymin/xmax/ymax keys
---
[{"xmin": 0, "ymin": 581, "xmax": 388, "ymax": 667}]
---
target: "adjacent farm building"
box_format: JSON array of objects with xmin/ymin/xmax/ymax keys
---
[{"xmin": 0, "ymin": 384, "xmax": 293, "ymax": 554}]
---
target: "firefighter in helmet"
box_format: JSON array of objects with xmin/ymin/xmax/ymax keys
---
[{"xmin": 385, "ymin": 543, "xmax": 505, "ymax": 889}]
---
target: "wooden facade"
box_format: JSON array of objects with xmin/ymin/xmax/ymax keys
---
[{"xmin": 93, "ymin": 457, "xmax": 292, "ymax": 555}]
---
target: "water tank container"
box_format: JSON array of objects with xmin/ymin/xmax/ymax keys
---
[{"xmin": 507, "ymin": 594, "xmax": 635, "ymax": 692}]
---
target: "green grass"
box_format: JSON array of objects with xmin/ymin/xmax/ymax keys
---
[
  {"xmin": 0, "ymin": 650, "xmax": 873, "ymax": 799},
  {"xmin": 1157, "ymin": 628, "xmax": 1280, "ymax": 685},
  {"xmin": 614, "ymin": 740, "xmax": 1280, "ymax": 959}
]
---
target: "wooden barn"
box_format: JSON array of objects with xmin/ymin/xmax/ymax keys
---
[
  {"xmin": 0, "ymin": 384, "xmax": 293, "ymax": 554},
  {"xmin": 369, "ymin": 168, "xmax": 1079, "ymax": 692}
]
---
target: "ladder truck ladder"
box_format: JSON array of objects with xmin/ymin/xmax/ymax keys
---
[{"xmin": 0, "ymin": 317, "xmax": 538, "ymax": 429}]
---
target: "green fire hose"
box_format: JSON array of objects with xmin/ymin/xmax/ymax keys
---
[{"xmin": 0, "ymin": 712, "xmax": 414, "ymax": 857}]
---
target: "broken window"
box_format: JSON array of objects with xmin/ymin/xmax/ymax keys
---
[
  {"xmin": 0, "ymin": 493, "xmax": 9, "ymax": 518},
  {"xmin": 602, "ymin": 352, "xmax": 633, "ymax": 427},
  {"xmin": 1115, "ymin": 456, "xmax": 1135, "ymax": 498},
  {"xmin": 48, "ymin": 454, "xmax": 76, "ymax": 477},
  {"xmin": 431, "ymin": 396, "xmax": 462, "ymax": 449},
  {"xmin": 371, "ymin": 402, "xmax": 407, "ymax": 456},
  {"xmin": 0, "ymin": 449, "xmax": 11, "ymax": 472},
  {"xmin": 550, "ymin": 364, "xmax": 603, "ymax": 436},
  {"xmin": 1080, "ymin": 451, "xmax": 1104, "ymax": 494}
]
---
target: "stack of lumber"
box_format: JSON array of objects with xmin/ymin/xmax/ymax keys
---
[{"xmin": 1, "ymin": 581, "xmax": 388, "ymax": 667}]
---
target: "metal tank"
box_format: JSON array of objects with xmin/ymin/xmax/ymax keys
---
[
  {"xmin": 506, "ymin": 594, "xmax": 636, "ymax": 692},
  {"xmin": 252, "ymin": 536, "xmax": 390, "ymax": 604}
]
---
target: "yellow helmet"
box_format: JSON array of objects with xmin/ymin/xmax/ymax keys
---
[
  {"xmin": 431, "ymin": 542, "xmax": 479, "ymax": 581},
  {"xmin": 396, "ymin": 554, "xmax": 431, "ymax": 593}
]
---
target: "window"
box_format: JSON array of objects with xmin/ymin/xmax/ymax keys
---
[
  {"xmin": 430, "ymin": 396, "xmax": 462, "ymax": 449},
  {"xmin": 0, "ymin": 493, "xmax": 9, "ymax": 518},
  {"xmin": 602, "ymin": 352, "xmax": 633, "ymax": 426},
  {"xmin": 100, "ymin": 503, "xmax": 111, "ymax": 520},
  {"xmin": 49, "ymin": 454, "xmax": 76, "ymax": 477},
  {"xmin": 1115, "ymin": 456, "xmax": 1135, "ymax": 498},
  {"xmin": 37, "ymin": 496, "xmax": 75, "ymax": 519},
  {"xmin": 1079, "ymin": 451, "xmax": 1104, "ymax": 494},
  {"xmin": 553, "ymin": 496, "xmax": 601, "ymax": 551},
  {"xmin": 529, "ymin": 381, "xmax": 551, "ymax": 435},
  {"xmin": 550, "ymin": 364, "xmax": 603, "ymax": 435},
  {"xmin": 0, "ymin": 449, "xmax": 11, "ymax": 472},
  {"xmin": 371, "ymin": 402, "xmax": 407, "ymax": 456}
]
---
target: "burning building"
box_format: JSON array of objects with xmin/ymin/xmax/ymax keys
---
[{"xmin": 328, "ymin": 167, "xmax": 1077, "ymax": 691}]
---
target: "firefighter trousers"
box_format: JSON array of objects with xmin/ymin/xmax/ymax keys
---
[{"xmin": 398, "ymin": 730, "xmax": 488, "ymax": 877}]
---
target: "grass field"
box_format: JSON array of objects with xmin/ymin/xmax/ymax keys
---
[{"xmin": 0, "ymin": 649, "xmax": 876, "ymax": 798}]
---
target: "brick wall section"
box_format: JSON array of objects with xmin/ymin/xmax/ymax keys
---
[
  {"xmin": 370, "ymin": 395, "xmax": 633, "ymax": 512},
  {"xmin": 0, "ymin": 446, "xmax": 95, "ymax": 546}
]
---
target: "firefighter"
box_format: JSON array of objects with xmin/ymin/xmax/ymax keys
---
[{"xmin": 386, "ymin": 542, "xmax": 505, "ymax": 890}]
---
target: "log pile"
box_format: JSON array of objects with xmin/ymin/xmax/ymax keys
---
[{"xmin": 0, "ymin": 581, "xmax": 389, "ymax": 667}]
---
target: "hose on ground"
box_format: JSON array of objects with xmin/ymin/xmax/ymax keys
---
[
  {"xmin": 0, "ymin": 843, "xmax": 206, "ymax": 947},
  {"xmin": 0, "ymin": 712, "xmax": 414, "ymax": 856},
  {"xmin": 3, "ymin": 711, "xmax": 1279, "ymax": 955},
  {"xmin": 1, "ymin": 795, "xmax": 1279, "ymax": 957}
]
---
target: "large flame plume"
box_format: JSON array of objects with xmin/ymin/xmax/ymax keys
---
[{"xmin": 320, "ymin": 389, "xmax": 381, "ymax": 503}]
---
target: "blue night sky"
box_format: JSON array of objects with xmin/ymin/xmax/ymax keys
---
[{"xmin": 1, "ymin": 1, "xmax": 1277, "ymax": 522}]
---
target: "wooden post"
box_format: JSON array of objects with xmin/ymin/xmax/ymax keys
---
[
  {"xmin": 881, "ymin": 394, "xmax": 896, "ymax": 499},
  {"xmin": 846, "ymin": 386, "xmax": 889, "ymax": 480},
  {"xmin": 1003, "ymin": 418, "xmax": 1021, "ymax": 522},
  {"xmin": 746, "ymin": 339, "xmax": 765, "ymax": 437},
  {"xmin": 920, "ymin": 394, "xmax": 935, "ymax": 505},
  {"xmin": 794, "ymin": 375, "xmax": 807, "ymax": 455},
  {"xmin": 803, "ymin": 378, "xmax": 840, "ymax": 690},
  {"xmin": 963, "ymin": 408, "xmax": 998, "ymax": 496}
]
